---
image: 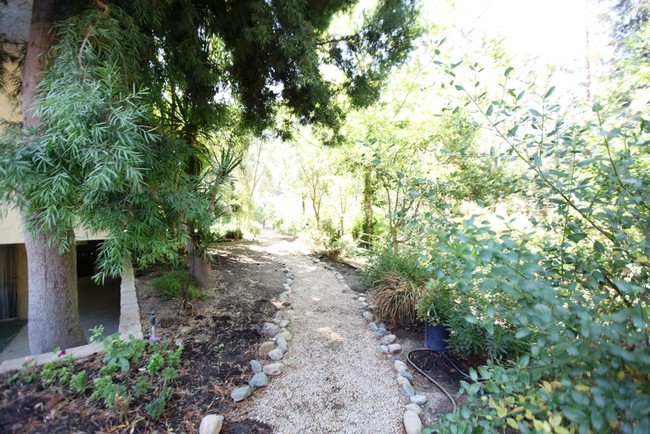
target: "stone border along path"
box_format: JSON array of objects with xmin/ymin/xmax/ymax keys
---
[{"xmin": 200, "ymin": 232, "xmax": 426, "ymax": 434}]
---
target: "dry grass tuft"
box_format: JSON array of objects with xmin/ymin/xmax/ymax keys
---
[{"xmin": 372, "ymin": 273, "xmax": 424, "ymax": 326}]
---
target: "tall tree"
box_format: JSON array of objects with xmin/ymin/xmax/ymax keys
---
[{"xmin": 1, "ymin": 0, "xmax": 420, "ymax": 353}]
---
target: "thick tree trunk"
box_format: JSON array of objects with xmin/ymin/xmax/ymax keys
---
[
  {"xmin": 22, "ymin": 0, "xmax": 86, "ymax": 354},
  {"xmin": 25, "ymin": 231, "xmax": 86, "ymax": 354},
  {"xmin": 186, "ymin": 237, "xmax": 210, "ymax": 287}
]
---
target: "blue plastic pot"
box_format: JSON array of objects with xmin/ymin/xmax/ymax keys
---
[{"xmin": 424, "ymin": 322, "xmax": 449, "ymax": 352}]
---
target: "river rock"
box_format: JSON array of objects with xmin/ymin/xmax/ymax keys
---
[
  {"xmin": 250, "ymin": 359, "xmax": 263, "ymax": 374},
  {"xmin": 410, "ymin": 394, "xmax": 428, "ymax": 405},
  {"xmin": 261, "ymin": 322, "xmax": 281, "ymax": 338},
  {"xmin": 362, "ymin": 311, "xmax": 375, "ymax": 322},
  {"xmin": 394, "ymin": 360, "xmax": 408, "ymax": 372},
  {"xmin": 380, "ymin": 345, "xmax": 389, "ymax": 353},
  {"xmin": 381, "ymin": 334, "xmax": 397, "ymax": 345},
  {"xmin": 279, "ymin": 293, "xmax": 289, "ymax": 303},
  {"xmin": 401, "ymin": 383, "xmax": 416, "ymax": 397},
  {"xmin": 369, "ymin": 322, "xmax": 379, "ymax": 332},
  {"xmin": 399, "ymin": 370, "xmax": 414, "ymax": 382},
  {"xmin": 249, "ymin": 372, "xmax": 269, "ymax": 387},
  {"xmin": 388, "ymin": 343, "xmax": 402, "ymax": 354},
  {"xmin": 199, "ymin": 414, "xmax": 224, "ymax": 434},
  {"xmin": 258, "ymin": 341, "xmax": 275, "ymax": 356},
  {"xmin": 231, "ymin": 386, "xmax": 252, "ymax": 403},
  {"xmin": 277, "ymin": 330, "xmax": 292, "ymax": 341},
  {"xmin": 263, "ymin": 362, "xmax": 284, "ymax": 376},
  {"xmin": 404, "ymin": 410, "xmax": 423, "ymax": 434},
  {"xmin": 276, "ymin": 337, "xmax": 288, "ymax": 352},
  {"xmin": 405, "ymin": 403, "xmax": 422, "ymax": 414},
  {"xmin": 268, "ymin": 348, "xmax": 284, "ymax": 361}
]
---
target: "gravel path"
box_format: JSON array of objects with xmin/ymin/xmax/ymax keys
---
[{"xmin": 246, "ymin": 232, "xmax": 405, "ymax": 433}]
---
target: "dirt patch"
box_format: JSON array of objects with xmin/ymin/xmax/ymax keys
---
[{"xmin": 0, "ymin": 239, "xmax": 284, "ymax": 434}]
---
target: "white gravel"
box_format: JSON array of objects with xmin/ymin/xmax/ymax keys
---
[{"xmin": 246, "ymin": 233, "xmax": 406, "ymax": 433}]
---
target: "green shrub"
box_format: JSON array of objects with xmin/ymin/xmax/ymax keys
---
[
  {"xmin": 149, "ymin": 270, "xmax": 207, "ymax": 300},
  {"xmin": 362, "ymin": 248, "xmax": 430, "ymax": 288},
  {"xmin": 223, "ymin": 228, "xmax": 243, "ymax": 240}
]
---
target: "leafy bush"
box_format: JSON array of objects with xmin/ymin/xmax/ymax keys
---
[
  {"xmin": 149, "ymin": 270, "xmax": 207, "ymax": 301},
  {"xmin": 422, "ymin": 62, "xmax": 650, "ymax": 432}
]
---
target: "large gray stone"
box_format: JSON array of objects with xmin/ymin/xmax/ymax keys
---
[
  {"xmin": 231, "ymin": 386, "xmax": 252, "ymax": 403},
  {"xmin": 276, "ymin": 337, "xmax": 288, "ymax": 352},
  {"xmin": 249, "ymin": 372, "xmax": 269, "ymax": 387},
  {"xmin": 199, "ymin": 414, "xmax": 224, "ymax": 434},
  {"xmin": 268, "ymin": 348, "xmax": 284, "ymax": 361},
  {"xmin": 261, "ymin": 322, "xmax": 281, "ymax": 338},
  {"xmin": 399, "ymin": 370, "xmax": 414, "ymax": 382},
  {"xmin": 381, "ymin": 334, "xmax": 397, "ymax": 345},
  {"xmin": 401, "ymin": 383, "xmax": 416, "ymax": 397},
  {"xmin": 250, "ymin": 359, "xmax": 263, "ymax": 374},
  {"xmin": 404, "ymin": 410, "xmax": 423, "ymax": 434}
]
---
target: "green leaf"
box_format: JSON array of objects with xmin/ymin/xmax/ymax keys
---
[
  {"xmin": 515, "ymin": 328, "xmax": 531, "ymax": 339},
  {"xmin": 504, "ymin": 66, "xmax": 514, "ymax": 77},
  {"xmin": 486, "ymin": 104, "xmax": 494, "ymax": 116},
  {"xmin": 544, "ymin": 86, "xmax": 556, "ymax": 99}
]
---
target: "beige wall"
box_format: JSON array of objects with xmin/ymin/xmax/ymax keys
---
[{"xmin": 0, "ymin": 207, "xmax": 108, "ymax": 245}]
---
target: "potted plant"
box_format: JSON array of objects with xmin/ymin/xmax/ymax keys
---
[{"xmin": 416, "ymin": 279, "xmax": 458, "ymax": 352}]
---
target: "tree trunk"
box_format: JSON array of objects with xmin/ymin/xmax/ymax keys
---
[
  {"xmin": 186, "ymin": 236, "xmax": 210, "ymax": 287},
  {"xmin": 25, "ymin": 231, "xmax": 86, "ymax": 354},
  {"xmin": 22, "ymin": 0, "xmax": 86, "ymax": 354},
  {"xmin": 361, "ymin": 167, "xmax": 374, "ymax": 249}
]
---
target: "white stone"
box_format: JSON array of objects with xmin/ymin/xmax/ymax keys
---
[
  {"xmin": 268, "ymin": 348, "xmax": 284, "ymax": 361},
  {"xmin": 249, "ymin": 372, "xmax": 269, "ymax": 387},
  {"xmin": 250, "ymin": 359, "xmax": 263, "ymax": 374},
  {"xmin": 388, "ymin": 343, "xmax": 402, "ymax": 354},
  {"xmin": 231, "ymin": 386, "xmax": 252, "ymax": 403},
  {"xmin": 404, "ymin": 410, "xmax": 423, "ymax": 434},
  {"xmin": 397, "ymin": 376, "xmax": 411, "ymax": 386},
  {"xmin": 263, "ymin": 362, "xmax": 284, "ymax": 376},
  {"xmin": 199, "ymin": 414, "xmax": 224, "ymax": 434},
  {"xmin": 394, "ymin": 360, "xmax": 408, "ymax": 372},
  {"xmin": 277, "ymin": 330, "xmax": 292, "ymax": 341},
  {"xmin": 410, "ymin": 394, "xmax": 428, "ymax": 405},
  {"xmin": 276, "ymin": 337, "xmax": 288, "ymax": 352},
  {"xmin": 405, "ymin": 403, "xmax": 422, "ymax": 414}
]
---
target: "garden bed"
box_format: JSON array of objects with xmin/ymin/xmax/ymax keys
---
[{"xmin": 0, "ymin": 239, "xmax": 285, "ymax": 433}]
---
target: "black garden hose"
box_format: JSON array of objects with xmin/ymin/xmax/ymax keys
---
[{"xmin": 406, "ymin": 348, "xmax": 458, "ymax": 412}]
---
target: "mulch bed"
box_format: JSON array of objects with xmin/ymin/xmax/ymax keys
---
[{"xmin": 0, "ymin": 239, "xmax": 286, "ymax": 434}]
